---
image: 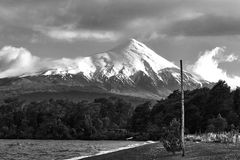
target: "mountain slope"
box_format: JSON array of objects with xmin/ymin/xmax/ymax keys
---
[{"xmin": 0, "ymin": 39, "xmax": 211, "ymax": 100}]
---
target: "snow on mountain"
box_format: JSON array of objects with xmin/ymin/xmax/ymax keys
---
[{"xmin": 42, "ymin": 39, "xmax": 178, "ymax": 80}]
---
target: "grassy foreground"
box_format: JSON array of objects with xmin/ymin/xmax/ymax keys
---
[{"xmin": 83, "ymin": 142, "xmax": 240, "ymax": 160}]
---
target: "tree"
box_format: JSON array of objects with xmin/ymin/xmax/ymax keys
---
[
  {"xmin": 206, "ymin": 80, "xmax": 231, "ymax": 117},
  {"xmin": 130, "ymin": 102, "xmax": 151, "ymax": 132},
  {"xmin": 161, "ymin": 118, "xmax": 182, "ymax": 154},
  {"xmin": 233, "ymin": 87, "xmax": 240, "ymax": 115},
  {"xmin": 185, "ymin": 104, "xmax": 202, "ymax": 133},
  {"xmin": 226, "ymin": 111, "xmax": 239, "ymax": 127},
  {"xmin": 206, "ymin": 124, "xmax": 215, "ymax": 133},
  {"xmin": 208, "ymin": 114, "xmax": 228, "ymax": 133}
]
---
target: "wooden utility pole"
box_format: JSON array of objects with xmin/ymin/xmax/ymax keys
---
[{"xmin": 180, "ymin": 60, "xmax": 185, "ymax": 157}]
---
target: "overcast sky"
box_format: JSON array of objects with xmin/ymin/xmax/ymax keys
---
[{"xmin": 1, "ymin": 0, "xmax": 240, "ymax": 87}]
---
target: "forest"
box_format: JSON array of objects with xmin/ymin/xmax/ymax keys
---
[{"xmin": 0, "ymin": 80, "xmax": 239, "ymax": 140}]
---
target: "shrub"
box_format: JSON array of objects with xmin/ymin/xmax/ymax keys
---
[
  {"xmin": 161, "ymin": 118, "xmax": 182, "ymax": 154},
  {"xmin": 208, "ymin": 114, "xmax": 228, "ymax": 133}
]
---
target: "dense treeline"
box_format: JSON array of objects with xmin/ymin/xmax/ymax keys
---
[
  {"xmin": 0, "ymin": 97, "xmax": 135, "ymax": 139},
  {"xmin": 148, "ymin": 80, "xmax": 240, "ymax": 136},
  {"xmin": 0, "ymin": 80, "xmax": 239, "ymax": 140}
]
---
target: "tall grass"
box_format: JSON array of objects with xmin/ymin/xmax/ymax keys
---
[{"xmin": 186, "ymin": 132, "xmax": 240, "ymax": 143}]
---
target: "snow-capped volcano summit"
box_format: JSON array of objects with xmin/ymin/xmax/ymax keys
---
[
  {"xmin": 43, "ymin": 38, "xmax": 177, "ymax": 79},
  {"xmin": 0, "ymin": 39, "xmax": 211, "ymax": 99}
]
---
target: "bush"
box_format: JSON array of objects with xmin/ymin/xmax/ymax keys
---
[
  {"xmin": 208, "ymin": 114, "xmax": 228, "ymax": 133},
  {"xmin": 161, "ymin": 118, "xmax": 182, "ymax": 154}
]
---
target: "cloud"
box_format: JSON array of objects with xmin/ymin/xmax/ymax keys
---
[
  {"xmin": 2, "ymin": 0, "xmax": 240, "ymax": 43},
  {"xmin": 0, "ymin": 46, "xmax": 41, "ymax": 78},
  {"xmin": 187, "ymin": 47, "xmax": 240, "ymax": 88},
  {"xmin": 0, "ymin": 0, "xmax": 186, "ymax": 42},
  {"xmin": 36, "ymin": 26, "xmax": 120, "ymax": 41},
  {"xmin": 0, "ymin": 46, "xmax": 97, "ymax": 78},
  {"xmin": 163, "ymin": 14, "xmax": 240, "ymax": 37},
  {"xmin": 47, "ymin": 0, "xmax": 169, "ymax": 30},
  {"xmin": 43, "ymin": 0, "xmax": 240, "ymax": 39}
]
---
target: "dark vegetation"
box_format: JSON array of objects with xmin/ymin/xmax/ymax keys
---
[
  {"xmin": 161, "ymin": 119, "xmax": 182, "ymax": 154},
  {"xmin": 0, "ymin": 80, "xmax": 239, "ymax": 140}
]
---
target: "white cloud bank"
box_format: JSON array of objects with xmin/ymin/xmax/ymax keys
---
[
  {"xmin": 0, "ymin": 46, "xmax": 96, "ymax": 78},
  {"xmin": 0, "ymin": 46, "xmax": 41, "ymax": 78},
  {"xmin": 188, "ymin": 47, "xmax": 240, "ymax": 88},
  {"xmin": 35, "ymin": 26, "xmax": 120, "ymax": 42},
  {"xmin": 0, "ymin": 46, "xmax": 65, "ymax": 78}
]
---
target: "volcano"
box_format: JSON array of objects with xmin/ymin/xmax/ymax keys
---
[{"xmin": 0, "ymin": 39, "xmax": 211, "ymax": 100}]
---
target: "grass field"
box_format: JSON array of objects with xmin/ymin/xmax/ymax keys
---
[
  {"xmin": 84, "ymin": 142, "xmax": 240, "ymax": 160},
  {"xmin": 0, "ymin": 140, "xmax": 145, "ymax": 160}
]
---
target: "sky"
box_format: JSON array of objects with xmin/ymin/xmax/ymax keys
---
[{"xmin": 0, "ymin": 0, "xmax": 240, "ymax": 88}]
